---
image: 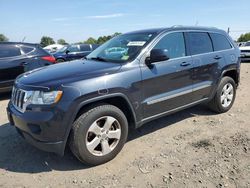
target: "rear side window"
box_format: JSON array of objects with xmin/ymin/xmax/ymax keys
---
[
  {"xmin": 187, "ymin": 32, "xmax": 213, "ymax": 55},
  {"xmin": 0, "ymin": 45, "xmax": 22, "ymax": 58},
  {"xmin": 80, "ymin": 45, "xmax": 91, "ymax": 51},
  {"xmin": 210, "ymin": 33, "xmax": 232, "ymax": 51},
  {"xmin": 153, "ymin": 32, "xmax": 186, "ymax": 59},
  {"xmin": 21, "ymin": 46, "xmax": 35, "ymax": 54}
]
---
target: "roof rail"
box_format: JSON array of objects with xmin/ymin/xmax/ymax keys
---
[
  {"xmin": 171, "ymin": 25, "xmax": 183, "ymax": 28},
  {"xmin": 171, "ymin": 25, "xmax": 219, "ymax": 30}
]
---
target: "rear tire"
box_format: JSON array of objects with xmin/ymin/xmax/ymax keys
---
[
  {"xmin": 69, "ymin": 104, "xmax": 128, "ymax": 166},
  {"xmin": 208, "ymin": 76, "xmax": 236, "ymax": 113}
]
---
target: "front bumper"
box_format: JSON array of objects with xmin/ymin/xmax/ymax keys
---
[
  {"xmin": 240, "ymin": 53, "xmax": 250, "ymax": 62},
  {"xmin": 7, "ymin": 102, "xmax": 68, "ymax": 156}
]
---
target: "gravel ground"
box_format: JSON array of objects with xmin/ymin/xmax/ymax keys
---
[{"xmin": 0, "ymin": 64, "xmax": 249, "ymax": 188}]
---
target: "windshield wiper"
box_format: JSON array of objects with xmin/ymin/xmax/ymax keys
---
[{"xmin": 88, "ymin": 56, "xmax": 107, "ymax": 62}]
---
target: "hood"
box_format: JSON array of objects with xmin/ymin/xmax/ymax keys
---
[
  {"xmin": 239, "ymin": 46, "xmax": 250, "ymax": 50},
  {"xmin": 17, "ymin": 59, "xmax": 122, "ymax": 88}
]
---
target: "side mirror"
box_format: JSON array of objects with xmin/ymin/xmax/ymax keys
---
[
  {"xmin": 65, "ymin": 50, "xmax": 70, "ymax": 54},
  {"xmin": 145, "ymin": 49, "xmax": 169, "ymax": 65}
]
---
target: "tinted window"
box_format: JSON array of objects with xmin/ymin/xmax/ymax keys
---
[
  {"xmin": 187, "ymin": 32, "xmax": 213, "ymax": 55},
  {"xmin": 67, "ymin": 45, "xmax": 80, "ymax": 52},
  {"xmin": 21, "ymin": 46, "xmax": 35, "ymax": 54},
  {"xmin": 80, "ymin": 45, "xmax": 91, "ymax": 51},
  {"xmin": 0, "ymin": 45, "xmax": 21, "ymax": 58},
  {"xmin": 210, "ymin": 33, "xmax": 232, "ymax": 51},
  {"xmin": 153, "ymin": 32, "xmax": 186, "ymax": 59}
]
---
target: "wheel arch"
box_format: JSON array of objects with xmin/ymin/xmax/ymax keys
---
[
  {"xmin": 74, "ymin": 94, "xmax": 137, "ymax": 127},
  {"xmin": 221, "ymin": 68, "xmax": 239, "ymax": 86}
]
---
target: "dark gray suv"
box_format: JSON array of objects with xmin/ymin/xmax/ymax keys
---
[{"xmin": 7, "ymin": 26, "xmax": 241, "ymax": 165}]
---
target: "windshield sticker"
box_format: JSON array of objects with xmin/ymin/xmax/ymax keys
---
[
  {"xmin": 121, "ymin": 55, "xmax": 129, "ymax": 60},
  {"xmin": 127, "ymin": 41, "xmax": 146, "ymax": 46}
]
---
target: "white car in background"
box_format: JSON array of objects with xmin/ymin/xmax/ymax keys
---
[
  {"xmin": 239, "ymin": 41, "xmax": 250, "ymax": 62},
  {"xmin": 43, "ymin": 44, "xmax": 64, "ymax": 53}
]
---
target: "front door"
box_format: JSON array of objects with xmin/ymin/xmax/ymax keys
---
[
  {"xmin": 66, "ymin": 45, "xmax": 81, "ymax": 60},
  {"xmin": 140, "ymin": 32, "xmax": 194, "ymax": 120}
]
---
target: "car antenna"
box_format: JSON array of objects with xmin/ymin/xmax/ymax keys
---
[{"xmin": 22, "ymin": 37, "xmax": 26, "ymax": 42}]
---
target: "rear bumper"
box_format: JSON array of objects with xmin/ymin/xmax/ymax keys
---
[{"xmin": 0, "ymin": 80, "xmax": 14, "ymax": 93}]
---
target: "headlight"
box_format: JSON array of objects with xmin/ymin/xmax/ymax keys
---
[{"xmin": 25, "ymin": 90, "xmax": 63, "ymax": 105}]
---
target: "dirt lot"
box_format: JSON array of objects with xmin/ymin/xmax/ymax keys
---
[{"xmin": 0, "ymin": 64, "xmax": 249, "ymax": 188}]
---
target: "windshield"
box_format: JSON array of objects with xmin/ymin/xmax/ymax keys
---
[
  {"xmin": 57, "ymin": 46, "xmax": 68, "ymax": 53},
  {"xmin": 245, "ymin": 42, "xmax": 250, "ymax": 47},
  {"xmin": 87, "ymin": 32, "xmax": 157, "ymax": 63}
]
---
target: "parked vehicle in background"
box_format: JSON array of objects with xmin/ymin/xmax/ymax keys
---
[
  {"xmin": 7, "ymin": 26, "xmax": 240, "ymax": 165},
  {"xmin": 237, "ymin": 42, "xmax": 246, "ymax": 47},
  {"xmin": 53, "ymin": 44, "xmax": 99, "ymax": 63},
  {"xmin": 239, "ymin": 41, "xmax": 250, "ymax": 61},
  {"xmin": 0, "ymin": 42, "xmax": 56, "ymax": 93},
  {"xmin": 43, "ymin": 44, "xmax": 64, "ymax": 53}
]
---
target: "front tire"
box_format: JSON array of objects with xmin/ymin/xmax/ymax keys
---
[
  {"xmin": 208, "ymin": 76, "xmax": 236, "ymax": 113},
  {"xmin": 56, "ymin": 58, "xmax": 65, "ymax": 63},
  {"xmin": 69, "ymin": 104, "xmax": 128, "ymax": 166}
]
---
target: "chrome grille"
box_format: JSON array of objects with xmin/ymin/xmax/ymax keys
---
[{"xmin": 12, "ymin": 87, "xmax": 26, "ymax": 112}]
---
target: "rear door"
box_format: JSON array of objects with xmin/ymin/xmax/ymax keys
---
[
  {"xmin": 209, "ymin": 33, "xmax": 236, "ymax": 67},
  {"xmin": 0, "ymin": 44, "xmax": 26, "ymax": 85},
  {"xmin": 141, "ymin": 32, "xmax": 194, "ymax": 119},
  {"xmin": 185, "ymin": 32, "xmax": 225, "ymax": 102}
]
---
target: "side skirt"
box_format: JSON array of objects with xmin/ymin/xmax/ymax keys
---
[{"xmin": 136, "ymin": 98, "xmax": 209, "ymax": 128}]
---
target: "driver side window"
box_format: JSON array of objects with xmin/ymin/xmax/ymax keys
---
[{"xmin": 153, "ymin": 32, "xmax": 186, "ymax": 59}]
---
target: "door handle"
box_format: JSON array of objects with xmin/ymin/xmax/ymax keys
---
[
  {"xmin": 22, "ymin": 62, "xmax": 28, "ymax": 66},
  {"xmin": 214, "ymin": 55, "xmax": 222, "ymax": 60},
  {"xmin": 180, "ymin": 62, "xmax": 191, "ymax": 67}
]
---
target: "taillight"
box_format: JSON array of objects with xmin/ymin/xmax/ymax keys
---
[{"xmin": 41, "ymin": 56, "xmax": 56, "ymax": 63}]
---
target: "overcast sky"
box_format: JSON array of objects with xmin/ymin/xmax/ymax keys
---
[{"xmin": 0, "ymin": 0, "xmax": 249, "ymax": 43}]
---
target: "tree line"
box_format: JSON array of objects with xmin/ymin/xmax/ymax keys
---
[{"xmin": 0, "ymin": 32, "xmax": 121, "ymax": 47}]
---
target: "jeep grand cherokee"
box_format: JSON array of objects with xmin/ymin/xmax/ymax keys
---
[{"xmin": 7, "ymin": 26, "xmax": 241, "ymax": 165}]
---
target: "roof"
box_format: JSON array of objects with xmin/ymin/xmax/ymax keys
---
[
  {"xmin": 124, "ymin": 26, "xmax": 225, "ymax": 35},
  {"xmin": 0, "ymin": 42, "xmax": 40, "ymax": 46}
]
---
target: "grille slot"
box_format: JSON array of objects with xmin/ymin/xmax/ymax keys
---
[
  {"xmin": 241, "ymin": 50, "xmax": 250, "ymax": 53},
  {"xmin": 12, "ymin": 87, "xmax": 26, "ymax": 112}
]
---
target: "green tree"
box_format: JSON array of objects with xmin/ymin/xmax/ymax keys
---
[
  {"xmin": 112, "ymin": 32, "xmax": 121, "ymax": 37},
  {"xmin": 237, "ymin": 33, "xmax": 250, "ymax": 42},
  {"xmin": 40, "ymin": 36, "xmax": 55, "ymax": 47},
  {"xmin": 84, "ymin": 37, "xmax": 97, "ymax": 44},
  {"xmin": 0, "ymin": 34, "xmax": 9, "ymax": 42},
  {"xmin": 57, "ymin": 39, "xmax": 67, "ymax": 45},
  {"xmin": 82, "ymin": 32, "xmax": 122, "ymax": 45}
]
